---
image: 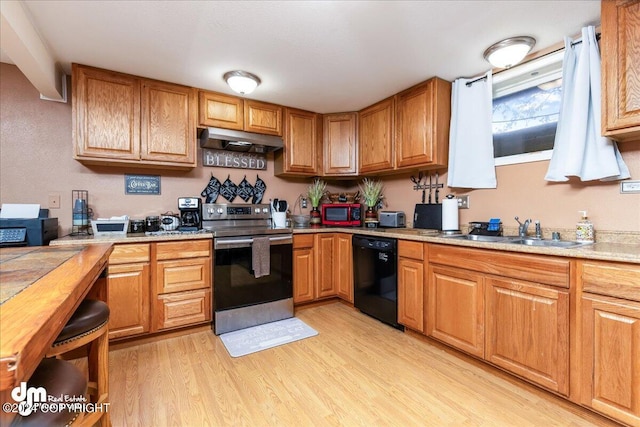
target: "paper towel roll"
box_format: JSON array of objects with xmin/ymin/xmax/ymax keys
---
[{"xmin": 442, "ymin": 198, "xmax": 459, "ymax": 231}]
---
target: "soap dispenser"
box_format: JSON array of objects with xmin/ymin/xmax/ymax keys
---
[{"xmin": 576, "ymin": 210, "xmax": 594, "ymax": 243}]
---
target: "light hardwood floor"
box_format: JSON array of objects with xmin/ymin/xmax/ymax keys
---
[{"xmin": 107, "ymin": 302, "xmax": 619, "ymax": 426}]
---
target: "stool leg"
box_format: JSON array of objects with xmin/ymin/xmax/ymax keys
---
[{"xmin": 88, "ymin": 329, "xmax": 110, "ymax": 427}]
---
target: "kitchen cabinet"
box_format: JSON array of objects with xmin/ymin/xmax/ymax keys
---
[
  {"xmin": 577, "ymin": 260, "xmax": 640, "ymax": 426},
  {"xmin": 358, "ymin": 97, "xmax": 395, "ymax": 174},
  {"xmin": 73, "ymin": 64, "xmax": 197, "ymax": 169},
  {"xmin": 398, "ymin": 240, "xmax": 426, "ymax": 333},
  {"xmin": 275, "ymin": 107, "xmax": 320, "ymax": 176},
  {"xmin": 315, "ymin": 233, "xmax": 337, "ymax": 298},
  {"xmin": 106, "ymin": 244, "xmax": 151, "ymax": 340},
  {"xmin": 427, "ymin": 244, "xmax": 571, "ymax": 394},
  {"xmin": 153, "ymin": 240, "xmax": 212, "ymax": 331},
  {"xmin": 334, "ymin": 233, "xmax": 354, "ymax": 303},
  {"xmin": 323, "ymin": 113, "xmax": 358, "ymax": 176},
  {"xmin": 198, "ymin": 91, "xmax": 283, "ymax": 136},
  {"xmin": 293, "ymin": 234, "xmax": 315, "ymax": 304},
  {"xmin": 485, "ymin": 276, "xmax": 569, "ymax": 396},
  {"xmin": 395, "ymin": 78, "xmax": 451, "ymax": 169},
  {"xmin": 427, "ymin": 264, "xmax": 484, "ymax": 357},
  {"xmin": 601, "ymin": 0, "xmax": 640, "ymax": 142}
]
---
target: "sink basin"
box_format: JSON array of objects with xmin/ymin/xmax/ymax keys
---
[
  {"xmin": 445, "ymin": 234, "xmax": 515, "ymax": 243},
  {"xmin": 508, "ymin": 238, "xmax": 590, "ymax": 248}
]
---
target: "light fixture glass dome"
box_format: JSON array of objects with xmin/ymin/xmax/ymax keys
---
[
  {"xmin": 483, "ymin": 36, "xmax": 536, "ymax": 69},
  {"xmin": 223, "ymin": 70, "xmax": 261, "ymax": 95}
]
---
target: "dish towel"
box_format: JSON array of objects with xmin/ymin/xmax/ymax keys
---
[
  {"xmin": 545, "ymin": 26, "xmax": 630, "ymax": 182},
  {"xmin": 252, "ymin": 236, "xmax": 271, "ymax": 278},
  {"xmin": 447, "ymin": 71, "xmax": 497, "ymax": 188}
]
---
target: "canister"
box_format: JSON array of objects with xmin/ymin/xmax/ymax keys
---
[
  {"xmin": 145, "ymin": 216, "xmax": 160, "ymax": 232},
  {"xmin": 130, "ymin": 219, "xmax": 145, "ymax": 233}
]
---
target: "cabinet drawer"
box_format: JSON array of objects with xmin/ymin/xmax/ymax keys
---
[
  {"xmin": 399, "ymin": 240, "xmax": 424, "ymax": 260},
  {"xmin": 109, "ymin": 243, "xmax": 150, "ymax": 265},
  {"xmin": 155, "ymin": 239, "xmax": 211, "ymax": 260},
  {"xmin": 581, "ymin": 261, "xmax": 640, "ymax": 302},
  {"xmin": 293, "ymin": 234, "xmax": 315, "ymax": 249},
  {"xmin": 155, "ymin": 289, "xmax": 211, "ymax": 331},
  {"xmin": 157, "ymin": 258, "xmax": 211, "ymax": 293}
]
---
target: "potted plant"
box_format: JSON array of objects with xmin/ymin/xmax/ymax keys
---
[
  {"xmin": 358, "ymin": 178, "xmax": 384, "ymax": 226},
  {"xmin": 307, "ymin": 178, "xmax": 327, "ymax": 225}
]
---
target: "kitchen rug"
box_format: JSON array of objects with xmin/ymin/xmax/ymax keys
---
[{"xmin": 219, "ymin": 317, "xmax": 318, "ymax": 358}]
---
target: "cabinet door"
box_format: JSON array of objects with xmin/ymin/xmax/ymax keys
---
[
  {"xmin": 398, "ymin": 257, "xmax": 424, "ymax": 332},
  {"xmin": 198, "ymin": 91, "xmax": 244, "ymax": 130},
  {"xmin": 293, "ymin": 234, "xmax": 315, "ymax": 304},
  {"xmin": 275, "ymin": 107, "xmax": 319, "ymax": 176},
  {"xmin": 601, "ymin": 0, "xmax": 640, "ymax": 141},
  {"xmin": 323, "ymin": 113, "xmax": 358, "ymax": 176},
  {"xmin": 107, "ymin": 262, "xmax": 150, "ymax": 339},
  {"xmin": 427, "ymin": 265, "xmax": 484, "ymax": 357},
  {"xmin": 486, "ymin": 277, "xmax": 569, "ymax": 395},
  {"xmin": 314, "ymin": 233, "xmax": 336, "ymax": 298},
  {"xmin": 581, "ymin": 293, "xmax": 640, "ymax": 426},
  {"xmin": 395, "ymin": 78, "xmax": 450, "ymax": 169},
  {"xmin": 358, "ymin": 97, "xmax": 395, "ymax": 174},
  {"xmin": 156, "ymin": 258, "xmax": 210, "ymax": 294},
  {"xmin": 141, "ymin": 80, "xmax": 196, "ymax": 165},
  {"xmin": 73, "ymin": 64, "xmax": 140, "ymax": 161},
  {"xmin": 334, "ymin": 233, "xmax": 353, "ymax": 303},
  {"xmin": 244, "ymin": 100, "xmax": 282, "ymax": 136},
  {"xmin": 154, "ymin": 289, "xmax": 212, "ymax": 331}
]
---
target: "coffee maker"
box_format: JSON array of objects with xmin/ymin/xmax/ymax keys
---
[{"xmin": 178, "ymin": 197, "xmax": 202, "ymax": 231}]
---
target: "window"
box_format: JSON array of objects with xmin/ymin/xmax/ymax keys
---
[{"xmin": 492, "ymin": 51, "xmax": 564, "ymax": 166}]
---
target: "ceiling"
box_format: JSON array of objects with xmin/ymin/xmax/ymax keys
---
[{"xmin": 3, "ymin": 1, "xmax": 600, "ymax": 113}]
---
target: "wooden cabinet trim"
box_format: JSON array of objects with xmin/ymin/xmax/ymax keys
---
[
  {"xmin": 293, "ymin": 234, "xmax": 315, "ymax": 249},
  {"xmin": 108, "ymin": 243, "xmax": 151, "ymax": 265},
  {"xmin": 581, "ymin": 260, "xmax": 640, "ymax": 301},
  {"xmin": 155, "ymin": 240, "xmax": 211, "ymax": 260},
  {"xmin": 398, "ymin": 240, "xmax": 425, "ymax": 260}
]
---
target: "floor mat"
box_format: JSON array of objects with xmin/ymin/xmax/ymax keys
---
[{"xmin": 219, "ymin": 317, "xmax": 318, "ymax": 357}]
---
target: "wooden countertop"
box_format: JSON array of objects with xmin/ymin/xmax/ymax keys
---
[{"xmin": 0, "ymin": 243, "xmax": 113, "ymax": 410}]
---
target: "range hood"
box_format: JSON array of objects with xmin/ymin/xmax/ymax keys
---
[{"xmin": 198, "ymin": 127, "xmax": 283, "ymax": 153}]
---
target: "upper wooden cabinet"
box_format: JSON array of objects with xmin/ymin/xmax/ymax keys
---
[
  {"xmin": 359, "ymin": 97, "xmax": 395, "ymax": 174},
  {"xmin": 198, "ymin": 91, "xmax": 282, "ymax": 136},
  {"xmin": 601, "ymin": 0, "xmax": 640, "ymax": 142},
  {"xmin": 322, "ymin": 113, "xmax": 358, "ymax": 176},
  {"xmin": 274, "ymin": 107, "xmax": 320, "ymax": 176},
  {"xmin": 395, "ymin": 78, "xmax": 451, "ymax": 169},
  {"xmin": 73, "ymin": 64, "xmax": 197, "ymax": 169}
]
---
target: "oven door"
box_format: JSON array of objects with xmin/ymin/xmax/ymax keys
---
[{"xmin": 213, "ymin": 234, "xmax": 293, "ymax": 312}]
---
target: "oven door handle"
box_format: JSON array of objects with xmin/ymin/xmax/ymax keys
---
[{"xmin": 214, "ymin": 235, "xmax": 293, "ymax": 249}]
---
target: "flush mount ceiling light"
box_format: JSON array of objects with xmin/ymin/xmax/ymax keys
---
[
  {"xmin": 483, "ymin": 36, "xmax": 536, "ymax": 69},
  {"xmin": 223, "ymin": 70, "xmax": 261, "ymax": 95}
]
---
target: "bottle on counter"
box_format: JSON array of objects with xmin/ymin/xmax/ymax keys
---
[{"xmin": 576, "ymin": 210, "xmax": 595, "ymax": 243}]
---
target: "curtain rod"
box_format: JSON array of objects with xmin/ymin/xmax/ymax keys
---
[{"xmin": 465, "ymin": 32, "xmax": 601, "ymax": 87}]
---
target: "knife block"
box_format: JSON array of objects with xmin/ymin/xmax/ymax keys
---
[{"xmin": 413, "ymin": 204, "xmax": 442, "ymax": 230}]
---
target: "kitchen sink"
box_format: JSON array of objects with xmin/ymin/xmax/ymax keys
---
[
  {"xmin": 445, "ymin": 234, "xmax": 516, "ymax": 243},
  {"xmin": 507, "ymin": 238, "xmax": 591, "ymax": 248}
]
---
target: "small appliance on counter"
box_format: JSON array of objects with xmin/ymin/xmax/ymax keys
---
[
  {"xmin": 321, "ymin": 203, "xmax": 362, "ymax": 226},
  {"xmin": 160, "ymin": 212, "xmax": 181, "ymax": 231},
  {"xmin": 92, "ymin": 216, "xmax": 129, "ymax": 237},
  {"xmin": 0, "ymin": 207, "xmax": 58, "ymax": 247},
  {"xmin": 413, "ymin": 204, "xmax": 442, "ymax": 230},
  {"xmin": 378, "ymin": 211, "xmax": 406, "ymax": 228},
  {"xmin": 178, "ymin": 197, "xmax": 202, "ymax": 231}
]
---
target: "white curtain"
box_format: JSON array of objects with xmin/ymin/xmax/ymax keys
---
[
  {"xmin": 545, "ymin": 26, "xmax": 630, "ymax": 182},
  {"xmin": 447, "ymin": 71, "xmax": 497, "ymax": 188}
]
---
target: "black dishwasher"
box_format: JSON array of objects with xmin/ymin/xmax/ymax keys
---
[{"xmin": 352, "ymin": 234, "xmax": 403, "ymax": 330}]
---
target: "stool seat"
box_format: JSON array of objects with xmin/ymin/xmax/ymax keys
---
[
  {"xmin": 12, "ymin": 358, "xmax": 87, "ymax": 427},
  {"xmin": 54, "ymin": 300, "xmax": 110, "ymax": 345}
]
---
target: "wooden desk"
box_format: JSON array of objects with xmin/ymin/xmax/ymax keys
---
[{"xmin": 0, "ymin": 243, "xmax": 112, "ymax": 423}]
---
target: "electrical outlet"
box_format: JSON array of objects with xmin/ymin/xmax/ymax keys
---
[
  {"xmin": 301, "ymin": 196, "xmax": 308, "ymax": 209},
  {"xmin": 457, "ymin": 195, "xmax": 470, "ymax": 209},
  {"xmin": 48, "ymin": 194, "xmax": 61, "ymax": 209}
]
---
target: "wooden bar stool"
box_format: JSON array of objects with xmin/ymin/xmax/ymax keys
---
[
  {"xmin": 11, "ymin": 358, "xmax": 87, "ymax": 426},
  {"xmin": 47, "ymin": 299, "xmax": 110, "ymax": 427}
]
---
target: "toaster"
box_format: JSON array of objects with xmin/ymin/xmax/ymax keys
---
[{"xmin": 378, "ymin": 211, "xmax": 406, "ymax": 228}]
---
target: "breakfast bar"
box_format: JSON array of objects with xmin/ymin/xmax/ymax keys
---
[{"xmin": 0, "ymin": 243, "xmax": 113, "ymax": 424}]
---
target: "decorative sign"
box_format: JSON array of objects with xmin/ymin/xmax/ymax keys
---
[
  {"xmin": 125, "ymin": 174, "xmax": 161, "ymax": 195},
  {"xmin": 202, "ymin": 148, "xmax": 267, "ymax": 170}
]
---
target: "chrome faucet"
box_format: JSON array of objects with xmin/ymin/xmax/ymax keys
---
[
  {"xmin": 534, "ymin": 220, "xmax": 542, "ymax": 239},
  {"xmin": 514, "ymin": 216, "xmax": 531, "ymax": 238}
]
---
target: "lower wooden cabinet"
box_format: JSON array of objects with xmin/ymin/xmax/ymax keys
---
[
  {"xmin": 107, "ymin": 244, "xmax": 151, "ymax": 340},
  {"xmin": 293, "ymin": 234, "xmax": 315, "ymax": 304},
  {"xmin": 485, "ymin": 277, "xmax": 569, "ymax": 396},
  {"xmin": 398, "ymin": 240, "xmax": 425, "ymax": 332},
  {"xmin": 154, "ymin": 289, "xmax": 212, "ymax": 331},
  {"xmin": 315, "ymin": 233, "xmax": 337, "ymax": 298},
  {"xmin": 334, "ymin": 234, "xmax": 353, "ymax": 303},
  {"xmin": 427, "ymin": 264, "xmax": 484, "ymax": 357}
]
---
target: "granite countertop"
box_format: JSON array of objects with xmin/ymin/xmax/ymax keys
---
[{"xmin": 50, "ymin": 227, "xmax": 640, "ymax": 264}]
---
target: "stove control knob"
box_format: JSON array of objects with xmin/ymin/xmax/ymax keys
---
[
  {"xmin": 217, "ymin": 208, "xmax": 224, "ymax": 214},
  {"xmin": 254, "ymin": 208, "xmax": 261, "ymax": 214},
  {"xmin": 262, "ymin": 208, "xmax": 269, "ymax": 214},
  {"xmin": 207, "ymin": 207, "xmax": 214, "ymax": 214}
]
